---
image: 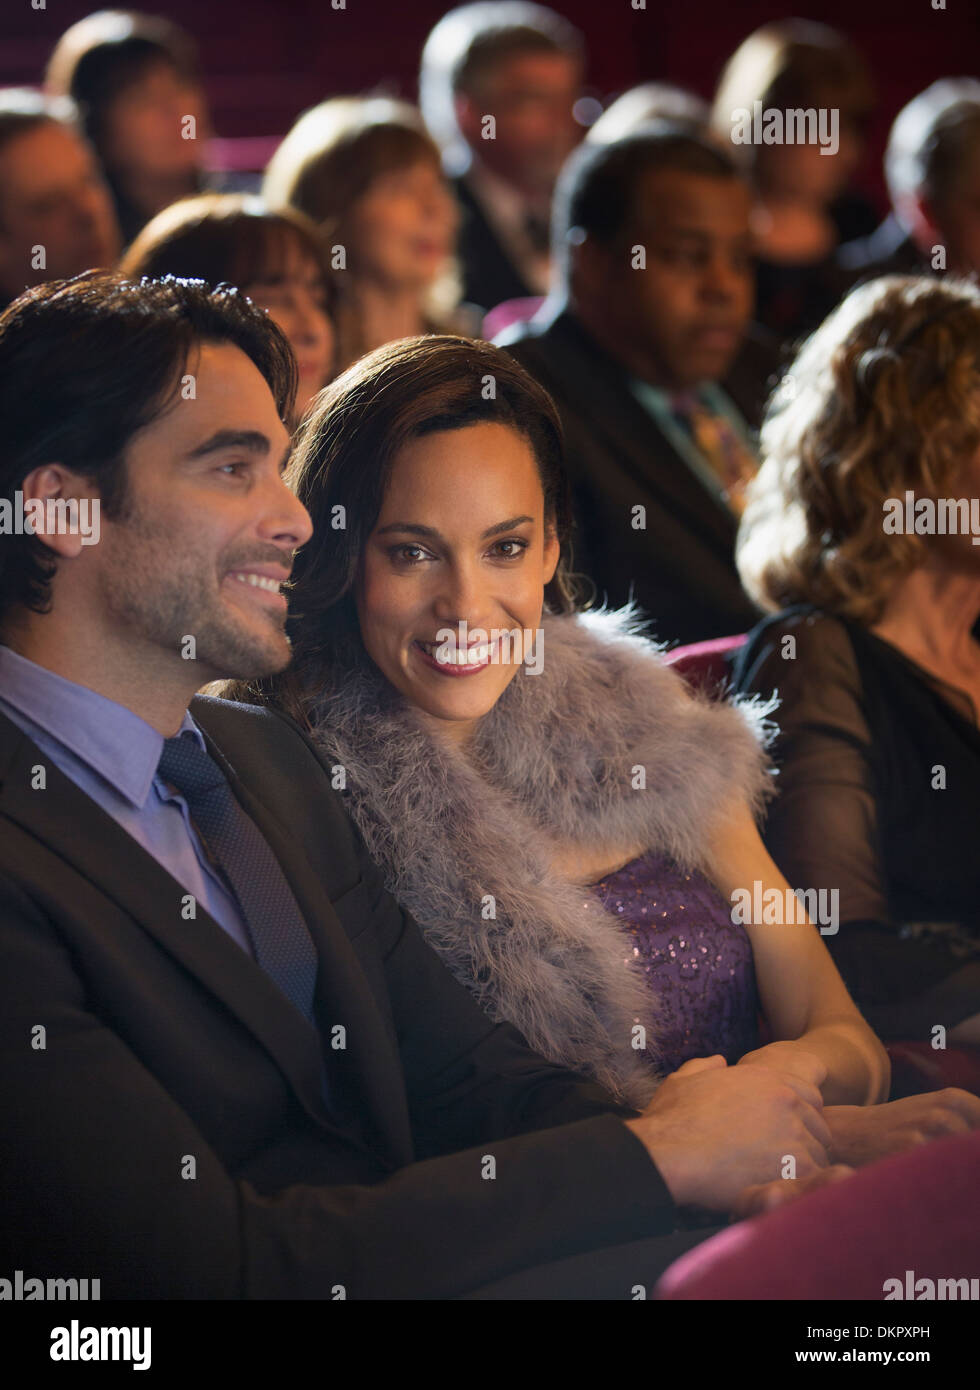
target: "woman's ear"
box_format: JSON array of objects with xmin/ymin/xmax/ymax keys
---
[{"xmin": 543, "ymin": 526, "xmax": 561, "ymax": 585}]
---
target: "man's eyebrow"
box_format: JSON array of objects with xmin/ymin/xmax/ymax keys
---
[
  {"xmin": 186, "ymin": 429, "xmax": 272, "ymax": 459},
  {"xmin": 375, "ymin": 515, "xmax": 535, "ymax": 541}
]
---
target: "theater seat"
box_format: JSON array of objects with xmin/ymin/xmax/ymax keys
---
[
  {"xmin": 665, "ymin": 634, "xmax": 980, "ymax": 1099},
  {"xmin": 654, "ymin": 1128, "xmax": 980, "ymax": 1300},
  {"xmin": 662, "ymin": 634, "xmax": 746, "ymax": 690},
  {"xmin": 481, "ymin": 296, "xmax": 545, "ymax": 340}
]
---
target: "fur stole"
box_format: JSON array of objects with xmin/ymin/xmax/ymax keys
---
[{"xmin": 307, "ymin": 608, "xmax": 776, "ymax": 1107}]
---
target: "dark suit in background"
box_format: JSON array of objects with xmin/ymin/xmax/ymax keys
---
[
  {"xmin": 498, "ymin": 304, "xmax": 775, "ymax": 645},
  {"xmin": 837, "ymin": 212, "xmax": 925, "ymax": 286},
  {"xmin": 0, "ymin": 694, "xmax": 692, "ymax": 1300},
  {"xmin": 453, "ymin": 176, "xmax": 536, "ymax": 314}
]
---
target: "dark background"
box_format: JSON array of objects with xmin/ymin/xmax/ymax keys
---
[{"xmin": 3, "ymin": 0, "xmax": 978, "ymax": 211}]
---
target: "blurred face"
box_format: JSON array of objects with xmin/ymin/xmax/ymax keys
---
[
  {"xmin": 931, "ymin": 147, "xmax": 980, "ymax": 275},
  {"xmin": 574, "ymin": 169, "xmax": 754, "ymax": 389},
  {"xmin": 757, "ymin": 107, "xmax": 867, "ymax": 205},
  {"xmin": 0, "ymin": 122, "xmax": 121, "ymax": 301},
  {"xmin": 457, "ymin": 52, "xmax": 582, "ymax": 194},
  {"xmin": 101, "ymin": 60, "xmax": 209, "ymax": 179},
  {"xmin": 355, "ymin": 421, "xmax": 560, "ymax": 741},
  {"xmin": 347, "ymin": 158, "xmax": 456, "ymax": 291},
  {"xmin": 81, "ymin": 342, "xmax": 312, "ymax": 683},
  {"xmin": 246, "ymin": 240, "xmax": 334, "ymax": 423}
]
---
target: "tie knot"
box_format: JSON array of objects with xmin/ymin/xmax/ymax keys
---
[
  {"xmin": 670, "ymin": 390, "xmax": 701, "ymax": 420},
  {"xmin": 157, "ymin": 733, "xmax": 227, "ymax": 802}
]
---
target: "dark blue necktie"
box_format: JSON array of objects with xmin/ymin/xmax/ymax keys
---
[{"xmin": 157, "ymin": 732, "xmax": 319, "ymax": 1024}]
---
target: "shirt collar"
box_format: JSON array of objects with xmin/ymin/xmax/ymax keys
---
[{"xmin": 0, "ymin": 645, "xmax": 205, "ymax": 809}]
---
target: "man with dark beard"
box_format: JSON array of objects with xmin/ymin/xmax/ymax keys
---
[{"xmin": 0, "ymin": 272, "xmax": 836, "ymax": 1299}]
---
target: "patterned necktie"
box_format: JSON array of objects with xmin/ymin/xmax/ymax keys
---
[
  {"xmin": 671, "ymin": 392, "xmax": 758, "ymax": 516},
  {"xmin": 157, "ymin": 733, "xmax": 319, "ymax": 1024}
]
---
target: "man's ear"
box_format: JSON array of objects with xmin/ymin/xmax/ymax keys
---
[
  {"xmin": 19, "ymin": 464, "xmax": 100, "ymax": 560},
  {"xmin": 454, "ymin": 92, "xmax": 484, "ymax": 149},
  {"xmin": 900, "ymin": 190, "xmax": 943, "ymax": 256},
  {"xmin": 567, "ymin": 233, "xmax": 610, "ymax": 305}
]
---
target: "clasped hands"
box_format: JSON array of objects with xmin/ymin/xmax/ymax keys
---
[{"xmin": 624, "ymin": 1044, "xmax": 980, "ymax": 1222}]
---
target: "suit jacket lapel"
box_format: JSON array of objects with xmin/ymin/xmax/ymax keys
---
[
  {"xmin": 194, "ymin": 719, "xmax": 412, "ymax": 1163},
  {"xmin": 0, "ymin": 712, "xmax": 407, "ymax": 1161},
  {"xmin": 540, "ymin": 310, "xmax": 738, "ymax": 553}
]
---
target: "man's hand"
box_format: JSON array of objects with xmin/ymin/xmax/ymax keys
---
[
  {"xmin": 624, "ymin": 1053, "xmax": 832, "ymax": 1212},
  {"xmin": 731, "ymin": 1164, "xmax": 855, "ymax": 1220},
  {"xmin": 825, "ymin": 1088, "xmax": 980, "ymax": 1167}
]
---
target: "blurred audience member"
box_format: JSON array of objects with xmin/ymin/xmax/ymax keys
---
[
  {"xmin": 0, "ymin": 89, "xmax": 120, "ymax": 310},
  {"xmin": 497, "ymin": 126, "xmax": 774, "ymax": 644},
  {"xmin": 587, "ymin": 83, "xmax": 710, "ymax": 145},
  {"xmin": 119, "ymin": 193, "xmax": 335, "ymax": 424},
  {"xmin": 45, "ymin": 9, "xmax": 212, "ymax": 246},
  {"xmin": 263, "ymin": 97, "xmax": 461, "ymax": 372},
  {"xmin": 734, "ymin": 275, "xmax": 980, "ymax": 1046},
  {"xmin": 839, "ymin": 78, "xmax": 980, "ymax": 283},
  {"xmin": 712, "ymin": 19, "xmax": 876, "ymax": 346},
  {"xmin": 420, "ymin": 2, "xmax": 583, "ymax": 313}
]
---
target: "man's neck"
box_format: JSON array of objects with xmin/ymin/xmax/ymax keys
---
[
  {"xmin": 568, "ymin": 296, "xmax": 687, "ymax": 392},
  {"xmin": 3, "ymin": 619, "xmax": 199, "ymax": 737}
]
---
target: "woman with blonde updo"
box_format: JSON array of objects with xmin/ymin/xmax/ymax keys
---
[{"xmin": 734, "ymin": 274, "xmax": 980, "ymax": 1052}]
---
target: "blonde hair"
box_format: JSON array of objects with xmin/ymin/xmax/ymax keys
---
[{"xmin": 737, "ymin": 275, "xmax": 980, "ymax": 625}]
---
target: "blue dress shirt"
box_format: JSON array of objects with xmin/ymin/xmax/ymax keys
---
[{"xmin": 0, "ymin": 645, "xmax": 253, "ymax": 956}]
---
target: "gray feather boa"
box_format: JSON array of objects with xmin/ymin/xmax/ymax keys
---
[{"xmin": 307, "ymin": 607, "xmax": 776, "ymax": 1107}]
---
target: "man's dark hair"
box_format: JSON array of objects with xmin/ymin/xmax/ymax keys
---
[
  {"xmin": 552, "ymin": 122, "xmax": 742, "ymax": 277},
  {"xmin": 420, "ymin": 2, "xmax": 582, "ymax": 163},
  {"xmin": 886, "ymin": 79, "xmax": 980, "ymax": 213},
  {"xmin": 0, "ymin": 271, "xmax": 296, "ymax": 627}
]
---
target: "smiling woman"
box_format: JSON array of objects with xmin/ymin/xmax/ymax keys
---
[{"xmin": 216, "ymin": 334, "xmax": 897, "ymax": 1130}]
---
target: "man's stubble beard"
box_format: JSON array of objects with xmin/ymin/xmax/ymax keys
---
[{"xmin": 96, "ymin": 505, "xmax": 294, "ymax": 684}]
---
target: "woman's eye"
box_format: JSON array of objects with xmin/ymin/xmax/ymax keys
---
[
  {"xmin": 390, "ymin": 543, "xmax": 432, "ymax": 564},
  {"xmin": 491, "ymin": 539, "xmax": 529, "ymax": 558}
]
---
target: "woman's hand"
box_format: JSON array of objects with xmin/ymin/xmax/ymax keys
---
[
  {"xmin": 824, "ymin": 1088, "xmax": 980, "ymax": 1167},
  {"xmin": 736, "ymin": 1041, "xmax": 829, "ymax": 1089}
]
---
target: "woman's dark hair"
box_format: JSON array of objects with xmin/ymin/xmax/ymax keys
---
[
  {"xmin": 45, "ymin": 9, "xmax": 201, "ymax": 156},
  {"xmin": 0, "ymin": 270, "xmax": 296, "ymax": 629},
  {"xmin": 228, "ymin": 335, "xmax": 578, "ymax": 726},
  {"xmin": 118, "ymin": 193, "xmax": 337, "ymax": 316}
]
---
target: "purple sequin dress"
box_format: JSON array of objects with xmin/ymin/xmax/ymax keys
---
[{"xmin": 590, "ymin": 849, "xmax": 759, "ymax": 1073}]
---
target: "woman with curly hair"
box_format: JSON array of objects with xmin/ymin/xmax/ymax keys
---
[{"xmin": 734, "ymin": 274, "xmax": 980, "ymax": 1048}]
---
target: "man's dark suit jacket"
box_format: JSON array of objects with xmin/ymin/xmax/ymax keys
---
[
  {"xmin": 837, "ymin": 213, "xmax": 924, "ymax": 284},
  {"xmin": 453, "ymin": 176, "xmax": 535, "ymax": 314},
  {"xmin": 497, "ymin": 302, "xmax": 771, "ymax": 645},
  {"xmin": 0, "ymin": 696, "xmax": 676, "ymax": 1299}
]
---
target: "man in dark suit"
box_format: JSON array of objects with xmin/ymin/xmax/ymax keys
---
[
  {"xmin": 0, "ymin": 273, "xmax": 834, "ymax": 1300},
  {"xmin": 838, "ymin": 78, "xmax": 980, "ymax": 285},
  {"xmin": 420, "ymin": 3, "xmax": 584, "ymax": 314},
  {"xmin": 497, "ymin": 127, "xmax": 779, "ymax": 645}
]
